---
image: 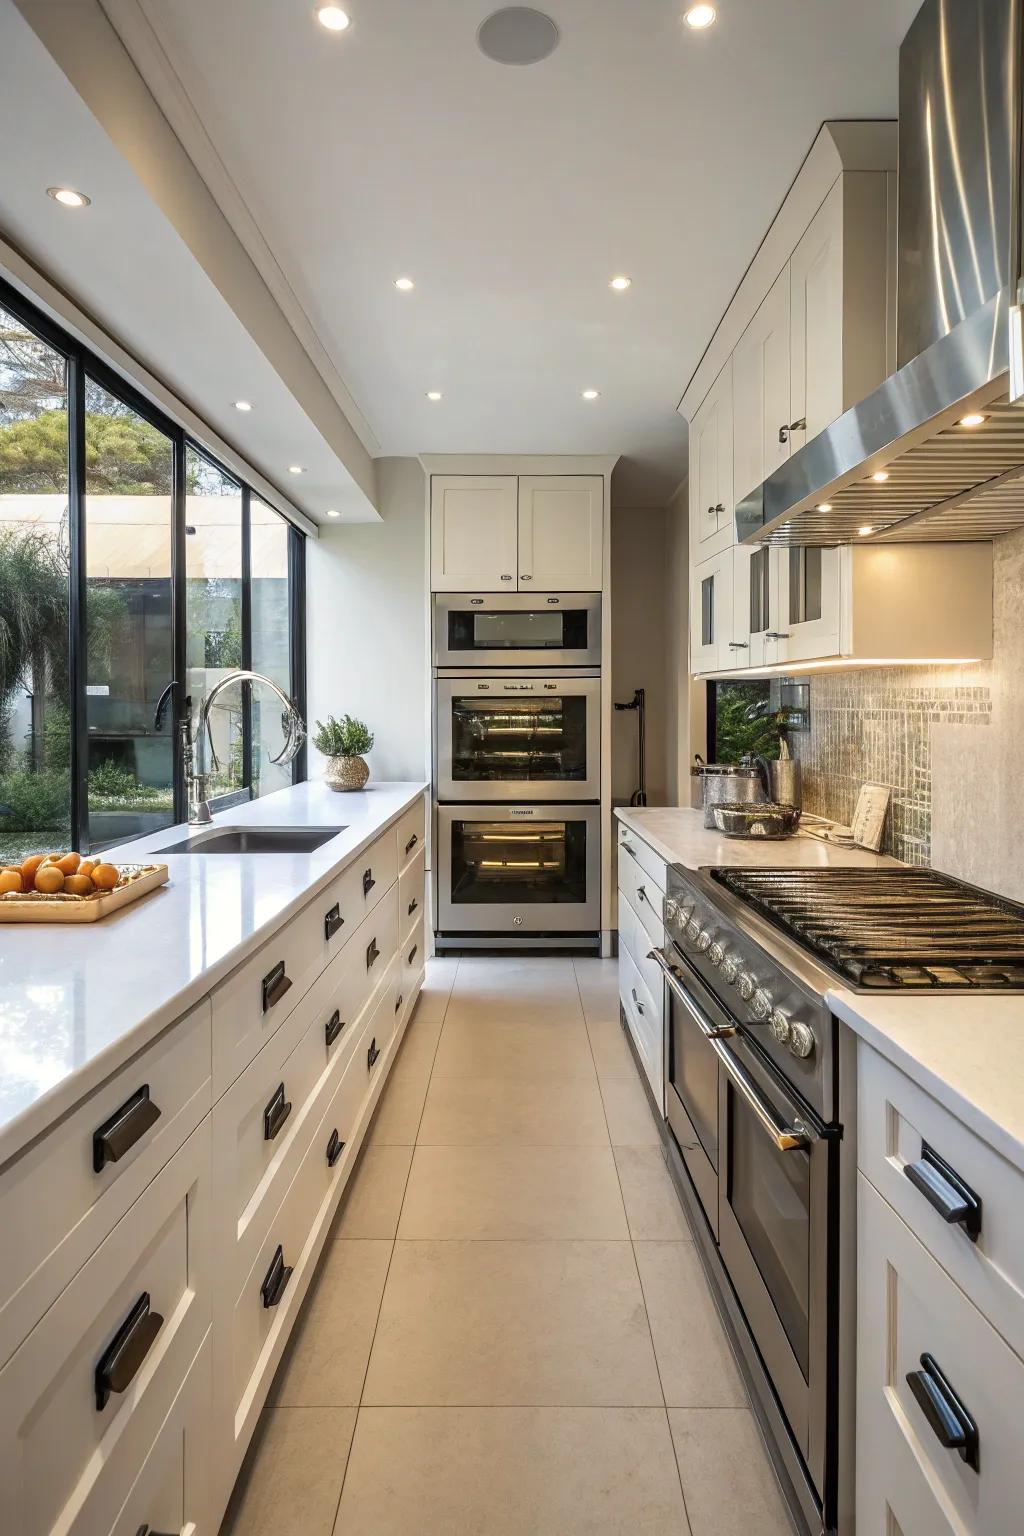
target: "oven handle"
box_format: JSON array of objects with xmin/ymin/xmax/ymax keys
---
[{"xmin": 649, "ymin": 948, "xmax": 815, "ymax": 1153}]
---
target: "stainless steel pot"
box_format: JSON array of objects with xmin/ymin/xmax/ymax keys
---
[
  {"xmin": 712, "ymin": 802, "xmax": 802, "ymax": 839},
  {"xmin": 694, "ymin": 764, "xmax": 765, "ymax": 828}
]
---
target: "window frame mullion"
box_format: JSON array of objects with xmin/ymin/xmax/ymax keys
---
[{"xmin": 68, "ymin": 354, "xmax": 89, "ymax": 853}]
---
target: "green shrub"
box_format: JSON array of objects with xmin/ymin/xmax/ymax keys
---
[
  {"xmin": 313, "ymin": 713, "xmax": 374, "ymax": 757},
  {"xmin": 0, "ymin": 767, "xmax": 72, "ymax": 833}
]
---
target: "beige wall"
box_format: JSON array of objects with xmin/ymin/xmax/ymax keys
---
[
  {"xmin": 610, "ymin": 507, "xmax": 667, "ymax": 806},
  {"xmin": 306, "ymin": 458, "xmax": 429, "ymax": 784},
  {"xmin": 663, "ymin": 480, "xmax": 694, "ymax": 806}
]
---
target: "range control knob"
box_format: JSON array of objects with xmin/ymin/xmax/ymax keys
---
[
  {"xmin": 788, "ymin": 1022, "xmax": 815, "ymax": 1059},
  {"xmin": 696, "ymin": 929, "xmax": 712, "ymax": 953},
  {"xmin": 687, "ymin": 919, "xmax": 701, "ymax": 943},
  {"xmin": 721, "ymin": 955, "xmax": 740, "ymax": 984},
  {"xmin": 664, "ymin": 898, "xmax": 681, "ymax": 926},
  {"xmin": 751, "ymin": 989, "xmax": 773, "ymax": 1022},
  {"xmin": 737, "ymin": 972, "xmax": 756, "ymax": 1002},
  {"xmin": 708, "ymin": 941, "xmax": 725, "ymax": 967},
  {"xmin": 770, "ymin": 1009, "xmax": 791, "ymax": 1044}
]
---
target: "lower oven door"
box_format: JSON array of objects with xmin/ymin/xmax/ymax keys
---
[{"xmin": 436, "ymin": 803, "xmax": 601, "ymax": 933}]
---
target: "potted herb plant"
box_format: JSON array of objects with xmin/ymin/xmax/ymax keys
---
[{"xmin": 313, "ymin": 713, "xmax": 375, "ymax": 792}]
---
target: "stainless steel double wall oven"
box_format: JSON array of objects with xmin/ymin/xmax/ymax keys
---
[{"xmin": 433, "ymin": 593, "xmax": 602, "ymax": 944}]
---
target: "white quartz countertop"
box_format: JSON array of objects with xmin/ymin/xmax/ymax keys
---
[
  {"xmin": 614, "ymin": 805, "xmax": 897, "ymax": 871},
  {"xmin": 0, "ymin": 780, "xmax": 426, "ymax": 1166}
]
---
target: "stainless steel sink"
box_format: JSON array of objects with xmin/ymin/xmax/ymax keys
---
[{"xmin": 156, "ymin": 825, "xmax": 345, "ymax": 855}]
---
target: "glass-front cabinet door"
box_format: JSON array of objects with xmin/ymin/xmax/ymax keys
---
[
  {"xmin": 436, "ymin": 676, "xmax": 600, "ymax": 801},
  {"xmin": 436, "ymin": 805, "xmax": 601, "ymax": 934}
]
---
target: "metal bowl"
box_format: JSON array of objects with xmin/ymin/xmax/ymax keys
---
[{"xmin": 711, "ymin": 802, "xmax": 802, "ymax": 840}]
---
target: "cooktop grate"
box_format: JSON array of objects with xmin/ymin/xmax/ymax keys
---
[{"xmin": 711, "ymin": 867, "xmax": 1024, "ymax": 989}]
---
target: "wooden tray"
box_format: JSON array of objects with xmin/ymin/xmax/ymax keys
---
[{"xmin": 0, "ymin": 864, "xmax": 169, "ymax": 923}]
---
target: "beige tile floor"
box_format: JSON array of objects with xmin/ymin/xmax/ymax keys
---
[{"xmin": 221, "ymin": 956, "xmax": 794, "ymax": 1536}]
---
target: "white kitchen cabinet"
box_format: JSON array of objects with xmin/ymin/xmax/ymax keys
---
[
  {"xmin": 430, "ymin": 475, "xmax": 519, "ymax": 591},
  {"xmin": 690, "ymin": 546, "xmax": 734, "ymax": 674},
  {"xmin": 733, "ymin": 267, "xmax": 793, "ymax": 504},
  {"xmin": 517, "ymin": 475, "xmax": 604, "ymax": 590},
  {"xmin": 773, "ymin": 543, "xmax": 843, "ymax": 663},
  {"xmin": 688, "ymin": 361, "xmax": 735, "ymax": 559}
]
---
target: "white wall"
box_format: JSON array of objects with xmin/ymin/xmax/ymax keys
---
[
  {"xmin": 663, "ymin": 480, "xmax": 694, "ymax": 806},
  {"xmin": 306, "ymin": 457, "xmax": 428, "ymax": 783},
  {"xmin": 609, "ymin": 507, "xmax": 667, "ymax": 806}
]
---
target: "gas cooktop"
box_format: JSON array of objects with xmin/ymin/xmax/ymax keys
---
[{"xmin": 711, "ymin": 867, "xmax": 1024, "ymax": 991}]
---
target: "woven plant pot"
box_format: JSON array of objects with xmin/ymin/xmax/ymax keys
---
[{"xmin": 324, "ymin": 754, "xmax": 369, "ymax": 792}]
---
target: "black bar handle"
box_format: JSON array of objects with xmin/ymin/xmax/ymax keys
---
[
  {"xmin": 367, "ymin": 1037, "xmax": 380, "ymax": 1070},
  {"xmin": 366, "ymin": 936, "xmax": 380, "ymax": 970},
  {"xmin": 93, "ymin": 1085, "xmax": 161, "ymax": 1173},
  {"xmin": 261, "ymin": 1244, "xmax": 293, "ymax": 1309},
  {"xmin": 636, "ymin": 884, "xmax": 648, "ymax": 904},
  {"xmin": 404, "ymin": 832, "xmax": 419, "ymax": 856},
  {"xmin": 395, "ymin": 993, "xmax": 404, "ymax": 1014},
  {"xmin": 262, "ymin": 960, "xmax": 292, "ymax": 1014},
  {"xmin": 95, "ymin": 1292, "xmax": 164, "ymax": 1410},
  {"xmin": 325, "ymin": 1009, "xmax": 345, "ymax": 1049},
  {"xmin": 906, "ymin": 1353, "xmax": 979, "ymax": 1472},
  {"xmin": 904, "ymin": 1142, "xmax": 982, "ymax": 1241},
  {"xmin": 326, "ymin": 1128, "xmax": 345, "ymax": 1167},
  {"xmin": 263, "ymin": 1083, "xmax": 292, "ymax": 1142},
  {"xmin": 324, "ymin": 903, "xmax": 345, "ymax": 942},
  {"xmin": 407, "ymin": 896, "xmax": 419, "ymax": 917},
  {"xmin": 407, "ymin": 942, "xmax": 418, "ymax": 965},
  {"xmin": 362, "ymin": 867, "xmax": 376, "ymax": 898}
]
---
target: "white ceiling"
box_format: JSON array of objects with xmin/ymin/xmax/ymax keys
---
[{"xmin": 104, "ymin": 0, "xmax": 919, "ymax": 505}]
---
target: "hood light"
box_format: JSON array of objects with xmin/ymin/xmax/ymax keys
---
[
  {"xmin": 858, "ymin": 525, "xmax": 874, "ymax": 537},
  {"xmin": 871, "ymin": 470, "xmax": 889, "ymax": 482},
  {"xmin": 959, "ymin": 412, "xmax": 986, "ymax": 427},
  {"xmin": 816, "ymin": 502, "xmax": 832, "ymax": 512}
]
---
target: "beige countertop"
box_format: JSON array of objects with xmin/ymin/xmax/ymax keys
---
[{"xmin": 614, "ymin": 805, "xmax": 897, "ymax": 872}]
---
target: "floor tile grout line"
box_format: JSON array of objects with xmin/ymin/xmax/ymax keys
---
[{"xmin": 664, "ymin": 1403, "xmax": 698, "ymax": 1536}]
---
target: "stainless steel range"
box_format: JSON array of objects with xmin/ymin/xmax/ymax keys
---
[{"xmin": 652, "ymin": 864, "xmax": 1024, "ymax": 1536}]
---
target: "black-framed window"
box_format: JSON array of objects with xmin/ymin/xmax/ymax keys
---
[{"xmin": 0, "ymin": 275, "xmax": 306, "ymax": 859}]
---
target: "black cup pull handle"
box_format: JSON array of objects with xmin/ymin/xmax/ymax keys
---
[
  {"xmin": 404, "ymin": 832, "xmax": 419, "ymax": 856},
  {"xmin": 324, "ymin": 903, "xmax": 344, "ymax": 942},
  {"xmin": 93, "ymin": 1085, "xmax": 162, "ymax": 1173},
  {"xmin": 637, "ymin": 884, "xmax": 647, "ymax": 904},
  {"xmin": 262, "ymin": 960, "xmax": 292, "ymax": 1014},
  {"xmin": 261, "ymin": 1244, "xmax": 293, "ymax": 1309},
  {"xmin": 363, "ymin": 867, "xmax": 376, "ymax": 897},
  {"xmin": 395, "ymin": 993, "xmax": 404, "ymax": 1014},
  {"xmin": 904, "ymin": 1142, "xmax": 982, "ymax": 1241},
  {"xmin": 408, "ymin": 942, "xmax": 418, "ymax": 965},
  {"xmin": 906, "ymin": 1353, "xmax": 979, "ymax": 1472},
  {"xmin": 408, "ymin": 896, "xmax": 419, "ymax": 917},
  {"xmin": 325, "ymin": 1009, "xmax": 345, "ymax": 1049},
  {"xmin": 367, "ymin": 1037, "xmax": 380, "ymax": 1070},
  {"xmin": 95, "ymin": 1292, "xmax": 164, "ymax": 1410},
  {"xmin": 263, "ymin": 1083, "xmax": 292, "ymax": 1142},
  {"xmin": 326, "ymin": 1128, "xmax": 345, "ymax": 1167},
  {"xmin": 366, "ymin": 937, "xmax": 380, "ymax": 970}
]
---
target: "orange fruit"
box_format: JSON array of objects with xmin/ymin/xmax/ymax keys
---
[
  {"xmin": 20, "ymin": 854, "xmax": 46, "ymax": 887},
  {"xmin": 91, "ymin": 863, "xmax": 120, "ymax": 890},
  {"xmin": 78, "ymin": 859, "xmax": 96, "ymax": 877},
  {"xmin": 55, "ymin": 852, "xmax": 81, "ymax": 875},
  {"xmin": 64, "ymin": 873, "xmax": 96, "ymax": 897},
  {"xmin": 0, "ymin": 870, "xmax": 23, "ymax": 895},
  {"xmin": 34, "ymin": 866, "xmax": 65, "ymax": 894}
]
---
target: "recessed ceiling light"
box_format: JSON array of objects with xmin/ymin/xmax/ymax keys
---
[
  {"xmin": 233, "ymin": 400, "xmax": 253, "ymax": 412},
  {"xmin": 816, "ymin": 502, "xmax": 832, "ymax": 512},
  {"xmin": 426, "ymin": 390, "xmax": 443, "ymax": 401},
  {"xmin": 959, "ymin": 411, "xmax": 986, "ymax": 427},
  {"xmin": 684, "ymin": 4, "xmax": 717, "ymax": 29},
  {"xmin": 871, "ymin": 470, "xmax": 889, "ymax": 482},
  {"xmin": 288, "ymin": 465, "xmax": 306, "ymax": 475},
  {"xmin": 610, "ymin": 275, "xmax": 632, "ymax": 291},
  {"xmin": 582, "ymin": 389, "xmax": 600, "ymax": 400},
  {"xmin": 859, "ymin": 525, "xmax": 875, "ymax": 536},
  {"xmin": 316, "ymin": 6, "xmax": 350, "ymax": 31},
  {"xmin": 326, "ymin": 509, "xmax": 341, "ymax": 518},
  {"xmin": 394, "ymin": 276, "xmax": 414, "ymax": 291},
  {"xmin": 47, "ymin": 186, "xmax": 90, "ymax": 208}
]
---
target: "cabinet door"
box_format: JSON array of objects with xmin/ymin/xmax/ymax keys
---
[
  {"xmin": 790, "ymin": 180, "xmax": 844, "ymax": 454},
  {"xmin": 430, "ymin": 475, "xmax": 519, "ymax": 591},
  {"xmin": 775, "ymin": 544, "xmax": 842, "ymax": 661},
  {"xmin": 690, "ymin": 548, "xmax": 733, "ymax": 674},
  {"xmin": 689, "ymin": 360, "xmax": 734, "ymax": 558},
  {"xmin": 517, "ymin": 475, "xmax": 604, "ymax": 590},
  {"xmin": 733, "ymin": 267, "xmax": 792, "ymax": 502},
  {"xmin": 731, "ymin": 544, "xmax": 783, "ymax": 668}
]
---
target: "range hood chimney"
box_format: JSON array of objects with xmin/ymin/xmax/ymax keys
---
[{"xmin": 738, "ymin": 0, "xmax": 1024, "ymax": 546}]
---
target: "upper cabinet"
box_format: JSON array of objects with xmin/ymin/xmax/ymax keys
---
[
  {"xmin": 689, "ymin": 361, "xmax": 734, "ymax": 560},
  {"xmin": 733, "ymin": 269, "xmax": 793, "ymax": 503},
  {"xmin": 430, "ymin": 474, "xmax": 604, "ymax": 592},
  {"xmin": 430, "ymin": 475, "xmax": 519, "ymax": 591}
]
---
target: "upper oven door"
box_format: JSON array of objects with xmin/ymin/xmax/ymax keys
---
[
  {"xmin": 433, "ymin": 592, "xmax": 602, "ymax": 668},
  {"xmin": 435, "ymin": 674, "xmax": 601, "ymax": 802}
]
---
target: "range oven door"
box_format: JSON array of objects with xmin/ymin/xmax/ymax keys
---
[
  {"xmin": 653, "ymin": 945, "xmax": 832, "ymax": 1499},
  {"xmin": 433, "ymin": 592, "xmax": 602, "ymax": 668},
  {"xmin": 436, "ymin": 803, "xmax": 600, "ymax": 934},
  {"xmin": 435, "ymin": 674, "xmax": 600, "ymax": 802}
]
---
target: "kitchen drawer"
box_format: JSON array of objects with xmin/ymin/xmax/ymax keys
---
[
  {"xmin": 356, "ymin": 826, "xmax": 399, "ymax": 925},
  {"xmin": 618, "ymin": 893, "xmax": 666, "ymax": 1015},
  {"xmin": 107, "ymin": 1331, "xmax": 211, "ymax": 1536},
  {"xmin": 0, "ymin": 1120, "xmax": 211, "ymax": 1536},
  {"xmin": 396, "ymin": 795, "xmax": 426, "ymax": 872},
  {"xmin": 214, "ymin": 885, "xmax": 398, "ymax": 1282},
  {"xmin": 0, "ymin": 1000, "xmax": 211, "ymax": 1367},
  {"xmin": 617, "ymin": 821, "xmax": 667, "ymax": 894},
  {"xmin": 400, "ymin": 915, "xmax": 426, "ymax": 1018},
  {"xmin": 316, "ymin": 853, "xmax": 375, "ymax": 968},
  {"xmin": 858, "ymin": 1045, "xmax": 1024, "ymax": 1361},
  {"xmin": 364, "ymin": 954, "xmax": 402, "ymax": 1084},
  {"xmin": 618, "ymin": 943, "xmax": 663, "ymax": 1105},
  {"xmin": 400, "ymin": 843, "xmax": 426, "ymax": 940},
  {"xmin": 617, "ymin": 848, "xmax": 665, "ymax": 947},
  {"xmin": 857, "ymin": 1174, "xmax": 1024, "ymax": 1535}
]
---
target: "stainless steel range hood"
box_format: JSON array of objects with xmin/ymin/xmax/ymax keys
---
[{"xmin": 738, "ymin": 0, "xmax": 1024, "ymax": 547}]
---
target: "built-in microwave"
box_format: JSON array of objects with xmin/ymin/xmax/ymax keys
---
[{"xmin": 432, "ymin": 592, "xmax": 602, "ymax": 669}]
